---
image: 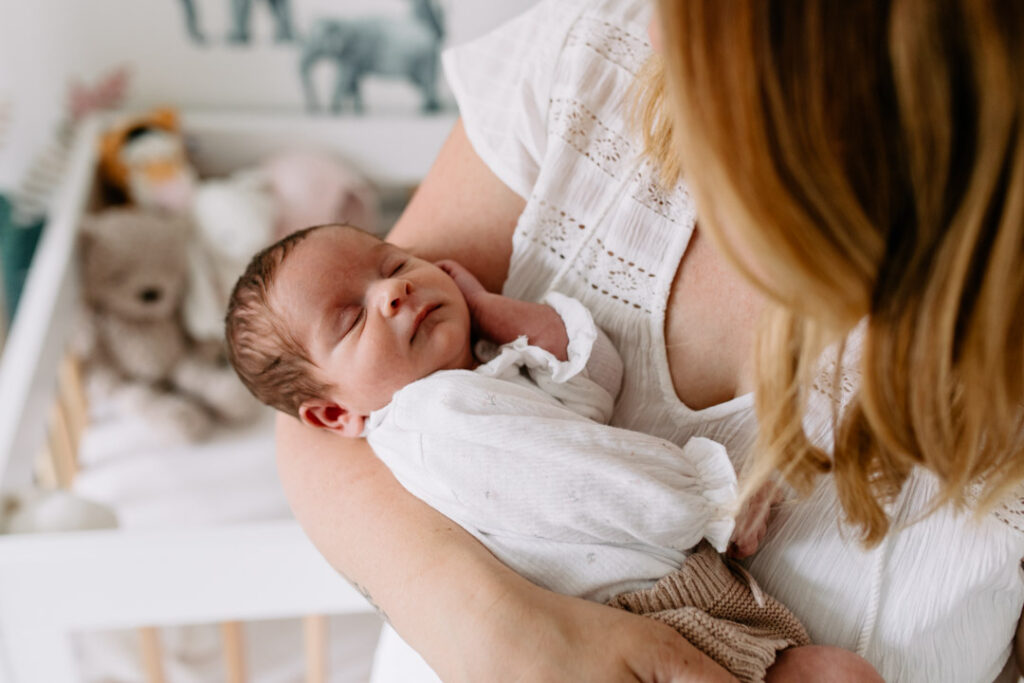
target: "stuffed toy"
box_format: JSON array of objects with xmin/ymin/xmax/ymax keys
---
[
  {"xmin": 96, "ymin": 111, "xmax": 379, "ymax": 345},
  {"xmin": 98, "ymin": 107, "xmax": 198, "ymax": 213},
  {"xmin": 77, "ymin": 207, "xmax": 258, "ymax": 442},
  {"xmin": 260, "ymin": 150, "xmax": 379, "ymax": 239},
  {"xmin": 183, "ymin": 170, "xmax": 278, "ymax": 342}
]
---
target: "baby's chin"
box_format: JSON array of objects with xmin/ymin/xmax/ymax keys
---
[{"xmin": 419, "ymin": 313, "xmax": 472, "ymax": 369}]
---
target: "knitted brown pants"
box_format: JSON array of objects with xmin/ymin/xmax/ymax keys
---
[{"xmin": 608, "ymin": 542, "xmax": 810, "ymax": 683}]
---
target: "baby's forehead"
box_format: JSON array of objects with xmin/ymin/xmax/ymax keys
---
[
  {"xmin": 269, "ymin": 226, "xmax": 396, "ymax": 307},
  {"xmin": 308, "ymin": 224, "xmax": 392, "ymax": 256}
]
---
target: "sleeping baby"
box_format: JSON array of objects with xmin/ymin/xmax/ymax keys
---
[{"xmin": 225, "ymin": 223, "xmax": 879, "ymax": 683}]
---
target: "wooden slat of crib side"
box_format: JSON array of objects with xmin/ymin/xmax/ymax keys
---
[
  {"xmin": 220, "ymin": 621, "xmax": 247, "ymax": 683},
  {"xmin": 303, "ymin": 615, "xmax": 327, "ymax": 683},
  {"xmin": 58, "ymin": 353, "xmax": 89, "ymax": 444},
  {"xmin": 138, "ymin": 626, "xmax": 167, "ymax": 683},
  {"xmin": 48, "ymin": 397, "xmax": 79, "ymax": 489}
]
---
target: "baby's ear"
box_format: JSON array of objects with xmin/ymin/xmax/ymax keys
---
[{"xmin": 298, "ymin": 400, "xmax": 366, "ymax": 438}]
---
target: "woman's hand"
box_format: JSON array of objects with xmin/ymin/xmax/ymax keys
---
[{"xmin": 443, "ymin": 572, "xmax": 738, "ymax": 683}]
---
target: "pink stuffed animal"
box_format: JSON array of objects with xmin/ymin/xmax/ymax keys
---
[{"xmin": 260, "ymin": 151, "xmax": 378, "ymax": 239}]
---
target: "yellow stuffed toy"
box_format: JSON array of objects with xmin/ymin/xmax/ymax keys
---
[{"xmin": 98, "ymin": 107, "xmax": 198, "ymax": 212}]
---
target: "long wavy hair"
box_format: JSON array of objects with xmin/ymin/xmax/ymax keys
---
[{"xmin": 639, "ymin": 0, "xmax": 1024, "ymax": 544}]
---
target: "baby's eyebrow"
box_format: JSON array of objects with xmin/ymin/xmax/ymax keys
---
[
  {"xmin": 377, "ymin": 241, "xmax": 402, "ymax": 256},
  {"xmin": 312, "ymin": 308, "xmax": 340, "ymax": 353}
]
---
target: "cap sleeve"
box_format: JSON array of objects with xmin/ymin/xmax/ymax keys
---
[{"xmin": 442, "ymin": 0, "xmax": 588, "ymax": 199}]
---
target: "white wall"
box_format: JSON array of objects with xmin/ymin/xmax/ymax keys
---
[{"xmin": 0, "ymin": 0, "xmax": 538, "ymax": 191}]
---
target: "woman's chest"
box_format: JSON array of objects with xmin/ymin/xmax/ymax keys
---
[
  {"xmin": 663, "ymin": 228, "xmax": 764, "ymax": 409},
  {"xmin": 505, "ymin": 168, "xmax": 761, "ymax": 415}
]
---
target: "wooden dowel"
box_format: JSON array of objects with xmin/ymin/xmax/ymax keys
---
[
  {"xmin": 33, "ymin": 442, "xmax": 58, "ymax": 490},
  {"xmin": 48, "ymin": 399, "xmax": 78, "ymax": 489},
  {"xmin": 59, "ymin": 353, "xmax": 89, "ymax": 442},
  {"xmin": 220, "ymin": 621, "xmax": 247, "ymax": 683},
  {"xmin": 303, "ymin": 614, "xmax": 328, "ymax": 683},
  {"xmin": 138, "ymin": 627, "xmax": 166, "ymax": 683}
]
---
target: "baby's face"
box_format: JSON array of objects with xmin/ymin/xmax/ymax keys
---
[{"xmin": 273, "ymin": 226, "xmax": 473, "ymax": 415}]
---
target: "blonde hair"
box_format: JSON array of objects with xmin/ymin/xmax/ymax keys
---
[{"xmin": 639, "ymin": 0, "xmax": 1024, "ymax": 544}]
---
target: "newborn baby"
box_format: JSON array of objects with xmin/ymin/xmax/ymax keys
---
[{"xmin": 225, "ymin": 223, "xmax": 880, "ymax": 682}]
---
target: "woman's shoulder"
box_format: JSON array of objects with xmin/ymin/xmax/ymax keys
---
[{"xmin": 442, "ymin": 0, "xmax": 654, "ymax": 198}]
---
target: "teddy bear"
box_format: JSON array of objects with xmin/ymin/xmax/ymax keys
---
[{"xmin": 76, "ymin": 207, "xmax": 259, "ymax": 442}]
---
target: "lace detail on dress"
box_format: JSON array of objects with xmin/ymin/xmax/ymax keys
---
[
  {"xmin": 517, "ymin": 197, "xmax": 589, "ymax": 263},
  {"xmin": 571, "ymin": 236, "xmax": 656, "ymax": 313},
  {"xmin": 809, "ymin": 324, "xmax": 864, "ymax": 410},
  {"xmin": 565, "ymin": 15, "xmax": 650, "ymax": 76},
  {"xmin": 630, "ymin": 160, "xmax": 694, "ymax": 225},
  {"xmin": 518, "ymin": 195, "xmax": 655, "ymax": 313},
  {"xmin": 810, "ymin": 360, "xmax": 860, "ymax": 409},
  {"xmin": 993, "ymin": 491, "xmax": 1024, "ymax": 536},
  {"xmin": 549, "ymin": 97, "xmax": 634, "ymax": 179},
  {"xmin": 808, "ymin": 329, "xmax": 1024, "ymax": 537}
]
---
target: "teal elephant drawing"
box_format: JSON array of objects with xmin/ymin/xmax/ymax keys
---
[{"xmin": 300, "ymin": 0, "xmax": 444, "ymax": 114}]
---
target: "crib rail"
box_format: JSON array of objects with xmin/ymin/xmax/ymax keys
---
[
  {"xmin": 0, "ymin": 116, "xmax": 98, "ymax": 492},
  {"xmin": 0, "ymin": 520, "xmax": 371, "ymax": 681}
]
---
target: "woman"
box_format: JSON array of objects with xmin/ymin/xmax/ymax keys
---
[{"xmin": 277, "ymin": 0, "xmax": 1024, "ymax": 680}]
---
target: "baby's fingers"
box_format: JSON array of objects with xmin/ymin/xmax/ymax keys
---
[{"xmin": 436, "ymin": 259, "xmax": 486, "ymax": 298}]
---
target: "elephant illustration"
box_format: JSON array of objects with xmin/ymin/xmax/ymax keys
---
[
  {"xmin": 300, "ymin": 0, "xmax": 444, "ymax": 114},
  {"xmin": 178, "ymin": 0, "xmax": 295, "ymax": 44}
]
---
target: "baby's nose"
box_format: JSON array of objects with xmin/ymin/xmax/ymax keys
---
[{"xmin": 381, "ymin": 279, "xmax": 411, "ymax": 315}]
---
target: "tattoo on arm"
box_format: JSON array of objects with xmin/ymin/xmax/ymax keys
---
[{"xmin": 350, "ymin": 578, "xmax": 391, "ymax": 624}]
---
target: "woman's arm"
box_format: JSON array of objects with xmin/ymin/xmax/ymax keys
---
[
  {"xmin": 277, "ymin": 120, "xmax": 735, "ymax": 682},
  {"xmin": 386, "ymin": 120, "xmax": 520, "ymax": 292}
]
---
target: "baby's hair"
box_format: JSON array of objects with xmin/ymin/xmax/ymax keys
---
[{"xmin": 225, "ymin": 223, "xmax": 342, "ymax": 417}]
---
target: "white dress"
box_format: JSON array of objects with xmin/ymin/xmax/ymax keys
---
[
  {"xmin": 424, "ymin": 1, "xmax": 1024, "ymax": 682},
  {"xmin": 364, "ymin": 293, "xmax": 738, "ymax": 604}
]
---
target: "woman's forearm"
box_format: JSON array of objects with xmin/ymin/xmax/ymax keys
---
[
  {"xmin": 276, "ymin": 413, "xmax": 737, "ymax": 682},
  {"xmin": 275, "ymin": 413, "xmax": 514, "ymax": 664}
]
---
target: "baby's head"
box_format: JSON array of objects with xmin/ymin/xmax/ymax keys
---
[{"xmin": 226, "ymin": 224, "xmax": 474, "ymax": 436}]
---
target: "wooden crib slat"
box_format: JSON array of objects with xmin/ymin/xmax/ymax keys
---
[
  {"xmin": 58, "ymin": 353, "xmax": 88, "ymax": 444},
  {"xmin": 47, "ymin": 397, "xmax": 78, "ymax": 489},
  {"xmin": 138, "ymin": 626, "xmax": 166, "ymax": 683},
  {"xmin": 221, "ymin": 621, "xmax": 247, "ymax": 683},
  {"xmin": 303, "ymin": 614, "xmax": 328, "ymax": 683}
]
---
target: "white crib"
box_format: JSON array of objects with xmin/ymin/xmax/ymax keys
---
[{"xmin": 0, "ymin": 111, "xmax": 456, "ymax": 683}]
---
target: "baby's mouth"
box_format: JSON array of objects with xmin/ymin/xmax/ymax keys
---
[{"xmin": 411, "ymin": 303, "xmax": 441, "ymax": 341}]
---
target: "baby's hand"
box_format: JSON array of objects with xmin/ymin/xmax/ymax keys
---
[
  {"xmin": 728, "ymin": 481, "xmax": 783, "ymax": 559},
  {"xmin": 436, "ymin": 259, "xmax": 569, "ymax": 359},
  {"xmin": 436, "ymin": 259, "xmax": 488, "ymax": 309},
  {"xmin": 437, "ymin": 258, "xmax": 518, "ymax": 343}
]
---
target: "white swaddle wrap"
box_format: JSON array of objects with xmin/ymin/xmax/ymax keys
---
[{"xmin": 365, "ymin": 293, "xmax": 737, "ymax": 603}]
